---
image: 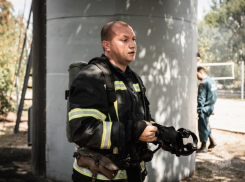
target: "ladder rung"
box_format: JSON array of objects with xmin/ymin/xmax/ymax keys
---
[
  {"xmin": 20, "ymin": 119, "xmax": 28, "ymax": 122},
  {"xmin": 27, "ymin": 86, "xmax": 32, "ymax": 89},
  {"xmin": 23, "ymin": 108, "xmax": 29, "ymax": 111},
  {"xmin": 24, "ymin": 98, "xmax": 32, "ymax": 100},
  {"xmin": 29, "ymin": 74, "xmax": 32, "ymax": 77}
]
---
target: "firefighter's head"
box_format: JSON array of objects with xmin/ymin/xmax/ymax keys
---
[{"xmin": 101, "ymin": 21, "xmax": 137, "ymax": 70}]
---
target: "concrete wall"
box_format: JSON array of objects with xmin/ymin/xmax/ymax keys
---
[{"xmin": 46, "ymin": 0, "xmax": 198, "ymax": 181}]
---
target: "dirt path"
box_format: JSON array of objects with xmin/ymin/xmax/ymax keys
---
[
  {"xmin": 210, "ymin": 98, "xmax": 245, "ymax": 132},
  {"xmin": 182, "ymin": 98, "xmax": 245, "ymax": 182},
  {"xmin": 181, "ymin": 129, "xmax": 245, "ymax": 182}
]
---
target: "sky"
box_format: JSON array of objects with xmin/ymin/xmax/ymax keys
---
[
  {"xmin": 198, "ymin": 0, "xmax": 212, "ymax": 21},
  {"xmin": 8, "ymin": 0, "xmax": 32, "ymax": 21}
]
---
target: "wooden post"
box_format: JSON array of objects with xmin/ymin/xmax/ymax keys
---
[{"xmin": 32, "ymin": 0, "xmax": 46, "ymax": 175}]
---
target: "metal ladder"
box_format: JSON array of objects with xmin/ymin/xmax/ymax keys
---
[
  {"xmin": 14, "ymin": 3, "xmax": 33, "ymax": 134},
  {"xmin": 14, "ymin": 50, "xmax": 32, "ymax": 133}
]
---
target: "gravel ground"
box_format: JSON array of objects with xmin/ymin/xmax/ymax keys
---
[
  {"xmin": 182, "ymin": 129, "xmax": 245, "ymax": 182},
  {"xmin": 182, "ymin": 98, "xmax": 245, "ymax": 182}
]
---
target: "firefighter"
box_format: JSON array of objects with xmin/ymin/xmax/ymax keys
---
[
  {"xmin": 197, "ymin": 67, "xmax": 217, "ymax": 153},
  {"xmin": 69, "ymin": 21, "xmax": 158, "ymax": 182}
]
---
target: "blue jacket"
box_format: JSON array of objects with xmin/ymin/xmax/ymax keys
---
[{"xmin": 197, "ymin": 76, "xmax": 217, "ymax": 116}]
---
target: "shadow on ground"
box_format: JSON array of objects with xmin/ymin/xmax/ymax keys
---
[
  {"xmin": 0, "ymin": 130, "xmax": 57, "ymax": 182},
  {"xmin": 182, "ymin": 129, "xmax": 245, "ymax": 182},
  {"xmin": 0, "ymin": 147, "xmax": 55, "ymax": 182},
  {"xmin": 183, "ymin": 155, "xmax": 245, "ymax": 182},
  {"xmin": 0, "ymin": 147, "xmax": 33, "ymax": 182}
]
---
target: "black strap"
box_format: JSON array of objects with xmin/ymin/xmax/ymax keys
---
[
  {"xmin": 131, "ymin": 71, "xmax": 148, "ymax": 121},
  {"xmin": 90, "ymin": 58, "xmax": 118, "ymax": 121},
  {"xmin": 65, "ymin": 90, "xmax": 69, "ymax": 100}
]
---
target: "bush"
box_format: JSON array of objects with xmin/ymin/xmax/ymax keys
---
[{"xmin": 0, "ymin": 0, "xmax": 25, "ymax": 116}]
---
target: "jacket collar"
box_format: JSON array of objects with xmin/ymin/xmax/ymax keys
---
[
  {"xmin": 201, "ymin": 76, "xmax": 210, "ymax": 83},
  {"xmin": 101, "ymin": 54, "xmax": 132, "ymax": 78}
]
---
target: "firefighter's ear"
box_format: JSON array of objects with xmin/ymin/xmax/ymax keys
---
[{"xmin": 102, "ymin": 40, "xmax": 110, "ymax": 52}]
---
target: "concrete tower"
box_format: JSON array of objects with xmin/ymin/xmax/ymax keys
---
[{"xmin": 46, "ymin": 0, "xmax": 197, "ymax": 181}]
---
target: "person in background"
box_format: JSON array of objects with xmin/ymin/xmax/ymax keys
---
[{"xmin": 197, "ymin": 67, "xmax": 217, "ymax": 153}]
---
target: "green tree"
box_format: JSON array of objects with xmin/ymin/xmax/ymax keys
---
[
  {"xmin": 198, "ymin": 0, "xmax": 245, "ymax": 89},
  {"xmin": 0, "ymin": 0, "xmax": 25, "ymax": 116},
  {"xmin": 204, "ymin": 0, "xmax": 245, "ymax": 64}
]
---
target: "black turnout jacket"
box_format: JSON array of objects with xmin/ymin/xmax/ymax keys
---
[{"xmin": 69, "ymin": 54, "xmax": 154, "ymax": 158}]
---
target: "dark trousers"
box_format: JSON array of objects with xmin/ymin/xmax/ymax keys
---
[{"xmin": 198, "ymin": 112, "xmax": 211, "ymax": 142}]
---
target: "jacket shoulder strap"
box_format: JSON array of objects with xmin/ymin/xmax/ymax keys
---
[{"xmin": 89, "ymin": 57, "xmax": 118, "ymax": 121}]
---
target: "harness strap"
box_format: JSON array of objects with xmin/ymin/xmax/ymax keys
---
[
  {"xmin": 89, "ymin": 57, "xmax": 125, "ymax": 158},
  {"xmin": 131, "ymin": 71, "xmax": 148, "ymax": 121},
  {"xmin": 89, "ymin": 57, "xmax": 118, "ymax": 122}
]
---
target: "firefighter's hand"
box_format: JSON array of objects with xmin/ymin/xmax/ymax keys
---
[{"xmin": 139, "ymin": 121, "xmax": 158, "ymax": 142}]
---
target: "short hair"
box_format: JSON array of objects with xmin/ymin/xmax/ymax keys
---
[
  {"xmin": 100, "ymin": 21, "xmax": 130, "ymax": 51},
  {"xmin": 197, "ymin": 66, "xmax": 206, "ymax": 73}
]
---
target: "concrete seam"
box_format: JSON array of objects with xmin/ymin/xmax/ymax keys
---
[
  {"xmin": 140, "ymin": 75, "xmax": 196, "ymax": 78},
  {"xmin": 46, "ymin": 14, "xmax": 197, "ymax": 25}
]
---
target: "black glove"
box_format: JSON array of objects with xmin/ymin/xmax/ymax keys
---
[
  {"xmin": 154, "ymin": 123, "xmax": 182, "ymax": 144},
  {"xmin": 152, "ymin": 123, "xmax": 198, "ymax": 157}
]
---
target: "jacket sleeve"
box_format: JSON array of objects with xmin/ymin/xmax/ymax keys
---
[
  {"xmin": 145, "ymin": 95, "xmax": 155, "ymax": 123},
  {"xmin": 69, "ymin": 64, "xmax": 125, "ymax": 149},
  {"xmin": 197, "ymin": 83, "xmax": 207, "ymax": 114}
]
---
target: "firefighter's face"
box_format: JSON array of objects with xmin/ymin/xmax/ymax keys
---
[{"xmin": 105, "ymin": 24, "xmax": 137, "ymax": 65}]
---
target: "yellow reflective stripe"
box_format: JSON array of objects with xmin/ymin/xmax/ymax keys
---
[
  {"xmin": 108, "ymin": 100, "xmax": 119, "ymax": 121},
  {"xmin": 69, "ymin": 108, "xmax": 106, "ymax": 121},
  {"xmin": 105, "ymin": 81, "xmax": 139, "ymax": 91},
  {"xmin": 113, "ymin": 147, "xmax": 119, "ymax": 154},
  {"xmin": 100, "ymin": 121, "xmax": 112, "ymax": 149},
  {"xmin": 73, "ymin": 159, "xmax": 127, "ymax": 180},
  {"xmin": 105, "ymin": 81, "xmax": 127, "ymax": 90},
  {"xmin": 115, "ymin": 170, "xmax": 127, "ymax": 180},
  {"xmin": 114, "ymin": 100, "xmax": 119, "ymax": 121},
  {"xmin": 104, "ymin": 81, "xmax": 120, "ymax": 121},
  {"xmin": 133, "ymin": 83, "xmax": 141, "ymax": 92},
  {"xmin": 73, "ymin": 159, "xmax": 95, "ymax": 178},
  {"xmin": 150, "ymin": 121, "xmax": 155, "ymax": 124},
  {"xmin": 108, "ymin": 113, "xmax": 112, "ymax": 122},
  {"xmin": 114, "ymin": 81, "xmax": 127, "ymax": 91},
  {"xmin": 140, "ymin": 161, "xmax": 145, "ymax": 172}
]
